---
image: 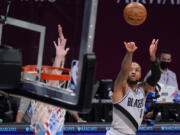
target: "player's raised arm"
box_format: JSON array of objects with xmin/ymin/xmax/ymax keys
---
[
  {"xmin": 53, "ymin": 24, "xmax": 69, "ymax": 67},
  {"xmin": 113, "ymin": 42, "xmax": 138, "ymax": 102},
  {"xmin": 143, "ymin": 39, "xmax": 161, "ymax": 94}
]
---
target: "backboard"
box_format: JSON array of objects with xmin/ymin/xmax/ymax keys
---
[{"xmin": 0, "ymin": 0, "xmax": 98, "ymax": 113}]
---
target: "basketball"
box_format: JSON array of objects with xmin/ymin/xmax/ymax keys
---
[{"xmin": 123, "ymin": 2, "xmax": 147, "ymax": 26}]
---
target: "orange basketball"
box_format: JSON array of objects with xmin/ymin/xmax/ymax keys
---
[{"xmin": 123, "ymin": 2, "xmax": 147, "ymax": 26}]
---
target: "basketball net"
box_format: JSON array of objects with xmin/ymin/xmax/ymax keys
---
[{"xmin": 21, "ymin": 64, "xmax": 71, "ymax": 130}]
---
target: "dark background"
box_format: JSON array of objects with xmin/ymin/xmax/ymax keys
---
[{"xmin": 0, "ymin": 0, "xmax": 179, "ymax": 87}]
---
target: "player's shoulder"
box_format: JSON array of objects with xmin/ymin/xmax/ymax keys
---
[
  {"xmin": 137, "ymin": 82, "xmax": 148, "ymax": 94},
  {"xmin": 137, "ymin": 81, "xmax": 145, "ymax": 88}
]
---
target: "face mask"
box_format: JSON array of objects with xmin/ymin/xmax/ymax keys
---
[{"xmin": 160, "ymin": 61, "xmax": 171, "ymax": 70}]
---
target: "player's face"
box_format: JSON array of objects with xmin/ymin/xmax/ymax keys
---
[{"xmin": 128, "ymin": 62, "xmax": 141, "ymax": 82}]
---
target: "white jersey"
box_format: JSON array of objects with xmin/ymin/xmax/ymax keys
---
[{"xmin": 107, "ymin": 87, "xmax": 145, "ymax": 135}]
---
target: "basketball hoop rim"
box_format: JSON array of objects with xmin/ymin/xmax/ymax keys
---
[{"xmin": 22, "ymin": 65, "xmax": 70, "ymax": 81}]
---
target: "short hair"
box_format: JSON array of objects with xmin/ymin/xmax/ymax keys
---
[
  {"xmin": 158, "ymin": 49, "xmax": 172, "ymax": 57},
  {"xmin": 132, "ymin": 62, "xmax": 141, "ymax": 70}
]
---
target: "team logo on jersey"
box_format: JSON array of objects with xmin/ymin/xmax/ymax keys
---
[{"xmin": 127, "ymin": 98, "xmax": 144, "ymax": 108}]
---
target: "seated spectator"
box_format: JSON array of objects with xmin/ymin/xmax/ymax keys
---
[
  {"xmin": 144, "ymin": 45, "xmax": 179, "ymax": 123},
  {"xmin": 144, "ymin": 49, "xmax": 179, "ymax": 103}
]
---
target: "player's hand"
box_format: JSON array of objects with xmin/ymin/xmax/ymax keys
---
[
  {"xmin": 124, "ymin": 42, "xmax": 138, "ymax": 53},
  {"xmin": 53, "ymin": 24, "xmax": 69, "ymax": 58},
  {"xmin": 149, "ymin": 39, "xmax": 159, "ymax": 60}
]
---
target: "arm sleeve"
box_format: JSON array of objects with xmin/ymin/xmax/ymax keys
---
[{"xmin": 146, "ymin": 61, "xmax": 161, "ymax": 87}]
